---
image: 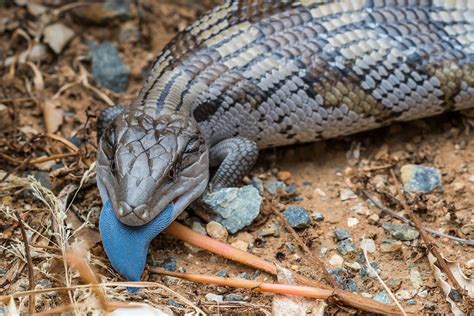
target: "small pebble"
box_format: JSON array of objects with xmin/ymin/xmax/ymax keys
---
[
  {"xmin": 383, "ymin": 223, "xmax": 419, "ymax": 241},
  {"xmin": 373, "ymin": 291, "xmax": 391, "ymax": 304},
  {"xmin": 206, "ymin": 221, "xmax": 228, "ymax": 241},
  {"xmin": 264, "ymin": 179, "xmax": 287, "ymax": 195},
  {"xmin": 224, "ymin": 293, "xmax": 244, "ymax": 302},
  {"xmin": 387, "ymin": 278, "xmax": 402, "ymax": 290},
  {"xmin": 396, "ymin": 290, "xmax": 416, "ymax": 300},
  {"xmin": 334, "ymin": 228, "xmax": 351, "ymax": 241},
  {"xmin": 337, "ymin": 239, "xmax": 357, "ymax": 255},
  {"xmin": 406, "ymin": 299, "xmax": 416, "ymax": 305},
  {"xmin": 191, "ymin": 222, "xmax": 206, "ymax": 235},
  {"xmin": 417, "ymin": 289, "xmax": 428, "ymax": 298},
  {"xmin": 345, "ymin": 261, "xmax": 361, "ymax": 271},
  {"xmin": 319, "ymin": 247, "xmax": 328, "ymax": 257},
  {"xmin": 205, "ymin": 293, "xmax": 223, "ymax": 303},
  {"xmin": 380, "ymin": 239, "xmax": 402, "ymax": 253},
  {"xmin": 251, "ymin": 177, "xmax": 264, "ymax": 194},
  {"xmin": 160, "ymin": 257, "xmax": 176, "ymax": 272},
  {"xmin": 231, "ymin": 240, "xmax": 248, "ymax": 252},
  {"xmin": 277, "ymin": 171, "xmax": 291, "ymax": 181},
  {"xmin": 468, "ymin": 175, "xmax": 474, "ymax": 183},
  {"xmin": 347, "ymin": 217, "xmax": 359, "ymax": 227},
  {"xmin": 257, "ymin": 223, "xmax": 280, "ymax": 238},
  {"xmin": 311, "ymin": 211, "xmax": 324, "ymax": 221},
  {"xmin": 285, "ymin": 184, "xmax": 298, "ymax": 194},
  {"xmin": 368, "ymin": 214, "xmax": 380, "ymax": 224},
  {"xmin": 340, "ymin": 189, "xmax": 357, "ymax": 201},
  {"xmin": 360, "ymin": 239, "xmax": 376, "ymax": 253},
  {"xmin": 409, "ymin": 270, "xmax": 422, "ymax": 290},
  {"xmin": 448, "ymin": 289, "xmax": 462, "ymax": 302},
  {"xmin": 43, "ymin": 23, "xmax": 75, "ymax": 54},
  {"xmin": 282, "ymin": 206, "xmax": 310, "ymax": 229},
  {"xmin": 216, "ymin": 271, "xmax": 228, "ymax": 277},
  {"xmin": 167, "ymin": 299, "xmax": 184, "ymax": 308},
  {"xmin": 314, "ymin": 187, "xmax": 327, "ymax": 197},
  {"xmin": 329, "ymin": 254, "xmax": 344, "ymax": 268},
  {"xmin": 400, "ymin": 164, "xmax": 442, "ymax": 193},
  {"xmin": 90, "ymin": 41, "xmax": 129, "ymax": 92}
]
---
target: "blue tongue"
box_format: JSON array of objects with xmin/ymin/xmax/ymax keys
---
[{"xmin": 99, "ymin": 200, "xmax": 174, "ymax": 290}]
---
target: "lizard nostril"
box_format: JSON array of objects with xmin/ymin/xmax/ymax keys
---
[
  {"xmin": 118, "ymin": 201, "xmax": 132, "ymax": 217},
  {"xmin": 133, "ymin": 204, "xmax": 149, "ymax": 219}
]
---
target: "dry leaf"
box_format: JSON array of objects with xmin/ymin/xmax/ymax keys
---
[
  {"xmin": 66, "ymin": 209, "xmax": 101, "ymax": 248},
  {"xmin": 428, "ymin": 252, "xmax": 474, "ymax": 315},
  {"xmin": 272, "ymin": 266, "xmax": 326, "ymax": 316},
  {"xmin": 42, "ymin": 99, "xmax": 64, "ymax": 133}
]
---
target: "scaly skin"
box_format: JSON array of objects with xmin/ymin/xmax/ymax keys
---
[{"xmin": 96, "ymin": 0, "xmax": 474, "ymax": 281}]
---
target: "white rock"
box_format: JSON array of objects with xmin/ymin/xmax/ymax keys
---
[
  {"xmin": 347, "ymin": 217, "xmax": 359, "ymax": 227},
  {"xmin": 205, "ymin": 293, "xmax": 223, "ymax": 303},
  {"xmin": 395, "ymin": 290, "xmax": 416, "ymax": 300},
  {"xmin": 329, "ymin": 254, "xmax": 344, "ymax": 268},
  {"xmin": 340, "ymin": 189, "xmax": 357, "ymax": 201},
  {"xmin": 410, "ymin": 270, "xmax": 422, "ymax": 290},
  {"xmin": 417, "ymin": 289, "xmax": 428, "ymax": 298},
  {"xmin": 360, "ymin": 239, "xmax": 376, "ymax": 253},
  {"xmin": 345, "ymin": 261, "xmax": 362, "ymax": 271},
  {"xmin": 111, "ymin": 303, "xmax": 172, "ymax": 316},
  {"xmin": 43, "ymin": 23, "xmax": 75, "ymax": 54}
]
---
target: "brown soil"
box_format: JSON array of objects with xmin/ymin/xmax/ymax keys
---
[{"xmin": 1, "ymin": 1, "xmax": 473, "ymax": 315}]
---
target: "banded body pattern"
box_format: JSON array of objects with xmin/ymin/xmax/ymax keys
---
[{"xmin": 133, "ymin": 0, "xmax": 474, "ymax": 148}]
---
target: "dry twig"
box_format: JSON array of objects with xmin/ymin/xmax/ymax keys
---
[
  {"xmin": 271, "ymin": 204, "xmax": 338, "ymax": 289},
  {"xmin": 164, "ymin": 222, "xmax": 404, "ymax": 315}
]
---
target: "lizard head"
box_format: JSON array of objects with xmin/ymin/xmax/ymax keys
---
[
  {"xmin": 96, "ymin": 108, "xmax": 209, "ymax": 282},
  {"xmin": 96, "ymin": 108, "xmax": 209, "ymax": 227}
]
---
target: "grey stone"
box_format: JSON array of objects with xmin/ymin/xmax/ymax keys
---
[
  {"xmin": 448, "ymin": 289, "xmax": 462, "ymax": 302},
  {"xmin": 224, "ymin": 293, "xmax": 244, "ymax": 301},
  {"xmin": 373, "ymin": 291, "xmax": 391, "ymax": 304},
  {"xmin": 251, "ymin": 177, "xmax": 264, "ymax": 194},
  {"xmin": 286, "ymin": 184, "xmax": 298, "ymax": 194},
  {"xmin": 264, "ymin": 179, "xmax": 286, "ymax": 195},
  {"xmin": 104, "ymin": 0, "xmax": 130, "ymax": 17},
  {"xmin": 167, "ymin": 299, "xmax": 184, "ymax": 308},
  {"xmin": 407, "ymin": 299, "xmax": 416, "ymax": 305},
  {"xmin": 257, "ymin": 223, "xmax": 280, "ymax": 237},
  {"xmin": 334, "ymin": 228, "xmax": 351, "ymax": 241},
  {"xmin": 383, "ymin": 223, "xmax": 419, "ymax": 241},
  {"xmin": 216, "ymin": 271, "xmax": 228, "ymax": 277},
  {"xmin": 282, "ymin": 206, "xmax": 310, "ymax": 229},
  {"xmin": 311, "ymin": 211, "xmax": 325, "ymax": 221},
  {"xmin": 337, "ymin": 239, "xmax": 357, "ymax": 255},
  {"xmin": 160, "ymin": 257, "xmax": 176, "ymax": 272},
  {"xmin": 202, "ymin": 185, "xmax": 262, "ymax": 234},
  {"xmin": 29, "ymin": 171, "xmax": 52, "ymax": 189},
  {"xmin": 91, "ymin": 42, "xmax": 129, "ymax": 92},
  {"xmin": 400, "ymin": 164, "xmax": 442, "ymax": 193}
]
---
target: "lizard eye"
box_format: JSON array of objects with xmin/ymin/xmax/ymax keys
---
[{"xmin": 168, "ymin": 167, "xmax": 176, "ymax": 179}]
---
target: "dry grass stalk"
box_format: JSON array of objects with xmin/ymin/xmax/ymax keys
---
[
  {"xmin": 14, "ymin": 211, "xmax": 35, "ymax": 314},
  {"xmin": 362, "ymin": 237, "xmax": 407, "ymax": 316}
]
